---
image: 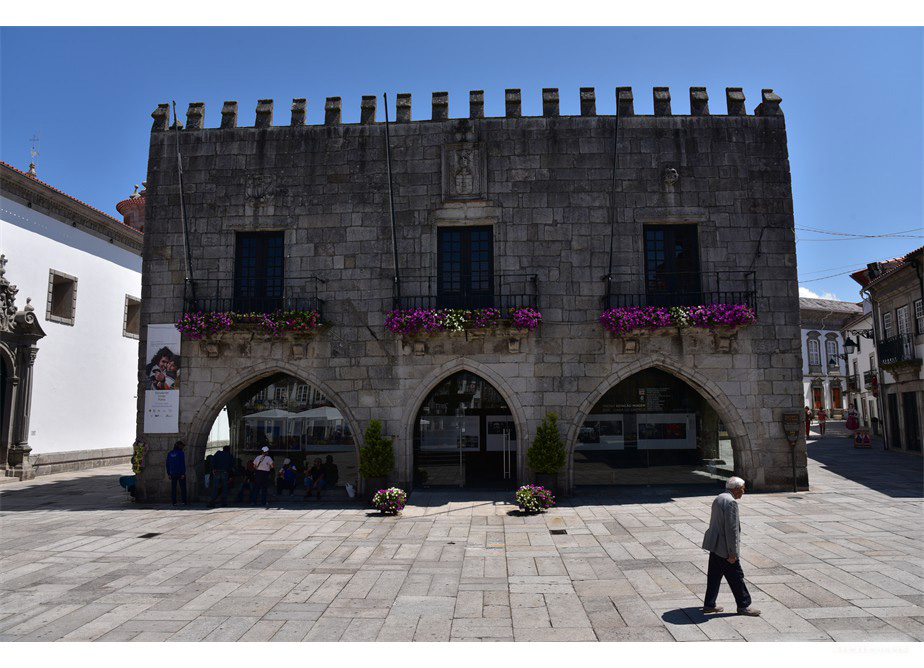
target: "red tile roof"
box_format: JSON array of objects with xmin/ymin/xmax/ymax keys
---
[{"xmin": 0, "ymin": 161, "xmax": 142, "ymax": 236}]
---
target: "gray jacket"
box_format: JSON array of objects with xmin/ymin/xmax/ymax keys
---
[{"xmin": 701, "ymin": 491, "xmax": 740, "ymax": 559}]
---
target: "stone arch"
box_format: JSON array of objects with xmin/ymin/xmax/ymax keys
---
[
  {"xmin": 566, "ymin": 355, "xmax": 754, "ymax": 490},
  {"xmin": 186, "ymin": 361, "xmax": 362, "ymax": 474},
  {"xmin": 400, "ymin": 357, "xmax": 530, "ymax": 484}
]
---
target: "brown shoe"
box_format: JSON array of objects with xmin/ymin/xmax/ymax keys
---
[
  {"xmin": 737, "ymin": 607, "xmax": 761, "ymax": 616},
  {"xmin": 702, "ymin": 606, "xmax": 724, "ymax": 614}
]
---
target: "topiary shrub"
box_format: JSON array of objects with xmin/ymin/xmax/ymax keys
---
[
  {"xmin": 359, "ymin": 419, "xmax": 395, "ymax": 478},
  {"xmin": 526, "ymin": 412, "xmax": 566, "ymax": 474}
]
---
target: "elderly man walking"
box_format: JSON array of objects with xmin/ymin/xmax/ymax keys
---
[{"xmin": 701, "ymin": 476, "xmax": 760, "ymax": 616}]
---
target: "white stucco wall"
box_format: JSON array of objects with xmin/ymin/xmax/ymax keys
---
[
  {"xmin": 800, "ymin": 325, "xmax": 849, "ymax": 412},
  {"xmin": 1, "ymin": 195, "xmax": 141, "ymax": 454}
]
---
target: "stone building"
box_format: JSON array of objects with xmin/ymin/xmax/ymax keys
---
[
  {"xmin": 1, "ymin": 162, "xmax": 143, "ymax": 478},
  {"xmin": 851, "ymin": 249, "xmax": 924, "ymax": 453},
  {"xmin": 798, "ymin": 297, "xmax": 863, "ymax": 419},
  {"xmin": 135, "ymin": 86, "xmax": 804, "ymax": 500}
]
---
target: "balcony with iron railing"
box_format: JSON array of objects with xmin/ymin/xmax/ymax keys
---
[
  {"xmin": 183, "ymin": 274, "xmax": 325, "ymax": 319},
  {"xmin": 877, "ymin": 333, "xmax": 919, "ymax": 367},
  {"xmin": 863, "ymin": 370, "xmax": 877, "ymax": 390},
  {"xmin": 847, "ymin": 374, "xmax": 860, "ymax": 393},
  {"xmin": 603, "ymin": 270, "xmax": 757, "ymax": 311},
  {"xmin": 394, "ymin": 273, "xmax": 539, "ymax": 311}
]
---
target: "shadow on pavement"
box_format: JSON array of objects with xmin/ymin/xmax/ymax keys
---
[
  {"xmin": 661, "ymin": 608, "xmax": 735, "ymax": 625},
  {"xmin": 808, "ymin": 427, "xmax": 923, "ymax": 498}
]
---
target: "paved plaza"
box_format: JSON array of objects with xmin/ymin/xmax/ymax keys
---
[{"xmin": 0, "ymin": 425, "xmax": 922, "ymax": 642}]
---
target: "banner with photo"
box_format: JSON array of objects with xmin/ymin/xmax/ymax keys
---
[{"xmin": 143, "ymin": 324, "xmax": 181, "ymax": 433}]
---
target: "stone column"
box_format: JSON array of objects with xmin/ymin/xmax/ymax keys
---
[{"xmin": 8, "ymin": 345, "xmax": 38, "ymax": 479}]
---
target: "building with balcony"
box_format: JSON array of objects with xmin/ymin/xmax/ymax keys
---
[
  {"xmin": 851, "ymin": 249, "xmax": 924, "ymax": 453},
  {"xmin": 135, "ymin": 86, "xmax": 804, "ymax": 500},
  {"xmin": 840, "ymin": 308, "xmax": 878, "ymax": 431},
  {"xmin": 798, "ymin": 297, "xmax": 863, "ymax": 419},
  {"xmin": 1, "ymin": 162, "xmax": 143, "ymax": 478}
]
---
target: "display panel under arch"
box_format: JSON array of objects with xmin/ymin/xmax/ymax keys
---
[
  {"xmin": 574, "ymin": 368, "xmax": 734, "ymax": 488},
  {"xmin": 413, "ymin": 371, "xmax": 517, "ymax": 488},
  {"xmin": 204, "ymin": 373, "xmax": 357, "ymax": 490}
]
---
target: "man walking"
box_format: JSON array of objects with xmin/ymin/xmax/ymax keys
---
[
  {"xmin": 252, "ymin": 446, "xmax": 274, "ymax": 507},
  {"xmin": 165, "ymin": 440, "xmax": 188, "ymax": 506},
  {"xmin": 207, "ymin": 445, "xmax": 233, "ymax": 508},
  {"xmin": 701, "ymin": 476, "xmax": 760, "ymax": 616}
]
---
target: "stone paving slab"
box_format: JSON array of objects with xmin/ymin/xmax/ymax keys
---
[{"xmin": 0, "ymin": 429, "xmax": 921, "ymax": 642}]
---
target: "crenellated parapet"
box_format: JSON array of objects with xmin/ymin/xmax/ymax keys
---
[{"xmin": 151, "ymin": 87, "xmax": 783, "ymax": 131}]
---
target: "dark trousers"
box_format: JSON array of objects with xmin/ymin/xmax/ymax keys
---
[
  {"xmin": 210, "ymin": 471, "xmax": 229, "ymax": 505},
  {"xmin": 252, "ymin": 470, "xmax": 270, "ymax": 506},
  {"xmin": 704, "ymin": 551, "xmax": 752, "ymax": 609},
  {"xmin": 169, "ymin": 475, "xmax": 187, "ymax": 505}
]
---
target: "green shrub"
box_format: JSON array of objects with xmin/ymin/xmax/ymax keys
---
[
  {"xmin": 526, "ymin": 412, "xmax": 566, "ymax": 474},
  {"xmin": 359, "ymin": 419, "xmax": 394, "ymax": 478}
]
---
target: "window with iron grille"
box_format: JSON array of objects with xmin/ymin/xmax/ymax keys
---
[
  {"xmin": 234, "ymin": 231, "xmax": 284, "ymax": 312},
  {"xmin": 643, "ymin": 225, "xmax": 701, "ymax": 307},
  {"xmin": 915, "ymin": 299, "xmax": 923, "ymax": 335},
  {"xmin": 883, "ymin": 312, "xmax": 893, "ymax": 338},
  {"xmin": 437, "ymin": 226, "xmax": 493, "ymax": 309}
]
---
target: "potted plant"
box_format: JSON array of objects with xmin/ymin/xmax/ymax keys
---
[
  {"xmin": 526, "ymin": 412, "xmax": 566, "ymax": 495},
  {"xmin": 359, "ymin": 419, "xmax": 394, "ymax": 502},
  {"xmin": 372, "ymin": 487, "xmax": 407, "ymax": 515},
  {"xmin": 514, "ymin": 484, "xmax": 555, "ymax": 514}
]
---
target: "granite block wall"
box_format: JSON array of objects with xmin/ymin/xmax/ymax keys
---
[{"xmin": 136, "ymin": 87, "xmax": 805, "ymax": 500}]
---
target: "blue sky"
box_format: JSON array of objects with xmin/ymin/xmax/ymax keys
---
[{"xmin": 1, "ymin": 26, "xmax": 921, "ymax": 302}]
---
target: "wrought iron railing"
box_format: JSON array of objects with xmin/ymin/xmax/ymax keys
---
[
  {"xmin": 603, "ymin": 270, "xmax": 757, "ymax": 311},
  {"xmin": 877, "ymin": 333, "xmax": 918, "ymax": 367},
  {"xmin": 394, "ymin": 273, "xmax": 539, "ymax": 311},
  {"xmin": 184, "ymin": 274, "xmax": 325, "ymax": 319}
]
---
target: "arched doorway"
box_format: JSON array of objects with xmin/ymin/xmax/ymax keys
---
[
  {"xmin": 413, "ymin": 371, "xmax": 517, "ymax": 488},
  {"xmin": 203, "ymin": 373, "xmax": 358, "ymax": 490},
  {"xmin": 573, "ymin": 368, "xmax": 734, "ymax": 488}
]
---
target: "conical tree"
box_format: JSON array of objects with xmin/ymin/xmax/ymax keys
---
[
  {"xmin": 526, "ymin": 412, "xmax": 566, "ymax": 474},
  {"xmin": 359, "ymin": 419, "xmax": 394, "ymax": 478}
]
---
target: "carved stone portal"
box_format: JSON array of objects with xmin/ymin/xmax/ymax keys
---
[{"xmin": 442, "ymin": 143, "xmax": 486, "ymax": 201}]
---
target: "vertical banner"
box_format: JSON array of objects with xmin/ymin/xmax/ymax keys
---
[{"xmin": 143, "ymin": 324, "xmax": 181, "ymax": 433}]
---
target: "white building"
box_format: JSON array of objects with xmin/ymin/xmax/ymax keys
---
[
  {"xmin": 851, "ymin": 250, "xmax": 924, "ymax": 453},
  {"xmin": 0, "ymin": 161, "xmax": 143, "ymax": 478},
  {"xmin": 841, "ymin": 307, "xmax": 879, "ymax": 432},
  {"xmin": 799, "ymin": 297, "xmax": 863, "ymax": 419}
]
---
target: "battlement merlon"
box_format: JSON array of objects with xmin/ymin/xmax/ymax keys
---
[{"xmin": 149, "ymin": 88, "xmax": 784, "ymax": 131}]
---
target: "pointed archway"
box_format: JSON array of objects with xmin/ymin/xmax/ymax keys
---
[{"xmin": 568, "ymin": 359, "xmax": 753, "ymax": 490}]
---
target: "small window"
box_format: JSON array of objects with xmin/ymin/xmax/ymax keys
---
[
  {"xmin": 47, "ymin": 269, "xmax": 78, "ymax": 325},
  {"xmin": 883, "ymin": 312, "xmax": 893, "ymax": 338},
  {"xmin": 896, "ymin": 305, "xmax": 911, "ymax": 336},
  {"xmin": 915, "ymin": 299, "xmax": 924, "ymax": 335},
  {"xmin": 808, "ymin": 338, "xmax": 821, "ymax": 367},
  {"xmin": 826, "ymin": 340, "xmax": 839, "ymax": 367},
  {"xmin": 274, "ymin": 386, "xmax": 288, "ymax": 403},
  {"xmin": 123, "ymin": 295, "xmax": 141, "ymax": 339},
  {"xmin": 295, "ymin": 384, "xmax": 309, "ymax": 404},
  {"xmin": 254, "ymin": 388, "xmax": 267, "ymax": 402}
]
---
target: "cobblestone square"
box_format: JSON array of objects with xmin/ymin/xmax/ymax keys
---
[{"xmin": 1, "ymin": 425, "xmax": 921, "ymax": 642}]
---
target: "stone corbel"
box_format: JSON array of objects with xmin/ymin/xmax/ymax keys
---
[
  {"xmin": 507, "ymin": 337, "xmax": 521, "ymax": 354},
  {"xmin": 201, "ymin": 340, "xmax": 221, "ymax": 358},
  {"xmin": 619, "ymin": 337, "xmax": 640, "ymax": 354}
]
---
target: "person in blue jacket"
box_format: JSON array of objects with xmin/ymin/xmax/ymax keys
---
[{"xmin": 165, "ymin": 440, "xmax": 188, "ymax": 506}]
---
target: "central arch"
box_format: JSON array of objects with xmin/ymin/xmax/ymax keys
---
[{"xmin": 401, "ymin": 358, "xmax": 529, "ymax": 489}]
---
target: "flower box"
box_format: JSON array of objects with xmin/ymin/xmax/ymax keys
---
[
  {"xmin": 385, "ymin": 308, "xmax": 541, "ymax": 337},
  {"xmin": 600, "ymin": 304, "xmax": 755, "ymax": 336},
  {"xmin": 175, "ymin": 309, "xmax": 324, "ymax": 340}
]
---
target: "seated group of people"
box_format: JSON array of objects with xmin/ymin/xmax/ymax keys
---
[{"xmin": 275, "ymin": 455, "xmax": 339, "ymax": 499}]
